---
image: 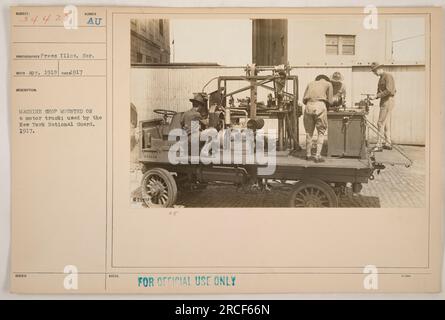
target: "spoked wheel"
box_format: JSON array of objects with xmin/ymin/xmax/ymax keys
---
[
  {"xmin": 141, "ymin": 168, "xmax": 177, "ymax": 208},
  {"xmin": 289, "ymin": 178, "xmax": 338, "ymax": 208}
]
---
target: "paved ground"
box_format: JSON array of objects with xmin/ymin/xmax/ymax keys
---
[
  {"xmin": 360, "ymin": 145, "xmax": 425, "ymax": 208},
  {"xmin": 130, "ymin": 145, "xmax": 425, "ymax": 208}
]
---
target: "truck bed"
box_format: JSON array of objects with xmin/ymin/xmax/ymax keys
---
[
  {"xmin": 274, "ymin": 150, "xmax": 370, "ymax": 169},
  {"xmin": 142, "ymin": 148, "xmax": 374, "ymax": 183},
  {"xmin": 257, "ymin": 150, "xmax": 373, "ymax": 182}
]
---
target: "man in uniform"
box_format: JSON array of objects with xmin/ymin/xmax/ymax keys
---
[
  {"xmin": 369, "ymin": 62, "xmax": 396, "ymax": 152},
  {"xmin": 302, "ymin": 75, "xmax": 334, "ymax": 163},
  {"xmin": 181, "ymin": 93, "xmax": 208, "ymax": 156},
  {"xmin": 181, "ymin": 92, "xmax": 208, "ymax": 135}
]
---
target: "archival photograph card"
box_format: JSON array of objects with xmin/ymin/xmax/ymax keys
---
[{"xmin": 9, "ymin": 6, "xmax": 443, "ymax": 293}]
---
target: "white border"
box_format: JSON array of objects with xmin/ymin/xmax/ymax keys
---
[{"xmin": 1, "ymin": 0, "xmax": 444, "ymax": 300}]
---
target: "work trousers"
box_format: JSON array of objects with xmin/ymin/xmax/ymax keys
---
[{"xmin": 376, "ymin": 97, "xmax": 395, "ymax": 147}]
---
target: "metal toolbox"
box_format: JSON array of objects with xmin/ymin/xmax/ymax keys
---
[{"xmin": 327, "ymin": 110, "xmax": 367, "ymax": 159}]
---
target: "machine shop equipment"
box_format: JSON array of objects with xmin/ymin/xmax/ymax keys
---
[
  {"xmin": 324, "ymin": 94, "xmax": 372, "ymax": 159},
  {"xmin": 326, "ymin": 93, "xmax": 412, "ymax": 167},
  {"xmin": 208, "ymin": 63, "xmax": 302, "ymax": 152}
]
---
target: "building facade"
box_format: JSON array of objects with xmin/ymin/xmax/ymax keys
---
[
  {"xmin": 131, "ymin": 17, "xmax": 427, "ymax": 145},
  {"xmin": 131, "ymin": 19, "xmax": 171, "ymax": 64},
  {"xmin": 287, "ymin": 16, "xmax": 425, "ymax": 66},
  {"xmin": 284, "ymin": 16, "xmax": 426, "ymax": 145}
]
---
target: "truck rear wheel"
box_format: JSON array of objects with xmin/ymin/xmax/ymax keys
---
[
  {"xmin": 289, "ymin": 178, "xmax": 338, "ymax": 207},
  {"xmin": 141, "ymin": 168, "xmax": 178, "ymax": 208}
]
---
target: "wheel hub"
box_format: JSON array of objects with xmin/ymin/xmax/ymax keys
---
[
  {"xmin": 293, "ymin": 186, "xmax": 331, "ymax": 208},
  {"xmin": 304, "ymin": 195, "xmax": 323, "ymax": 207},
  {"xmin": 149, "ymin": 180, "xmax": 164, "ymax": 196}
]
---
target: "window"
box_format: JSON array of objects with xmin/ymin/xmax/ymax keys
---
[{"xmin": 325, "ymin": 35, "xmax": 356, "ymax": 55}]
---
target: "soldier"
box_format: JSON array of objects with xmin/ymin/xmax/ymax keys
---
[
  {"xmin": 181, "ymin": 93, "xmax": 208, "ymax": 156},
  {"xmin": 302, "ymin": 75, "xmax": 334, "ymax": 163},
  {"xmin": 369, "ymin": 62, "xmax": 396, "ymax": 152},
  {"xmin": 181, "ymin": 92, "xmax": 208, "ymax": 135}
]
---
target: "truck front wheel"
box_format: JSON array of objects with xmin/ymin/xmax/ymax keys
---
[{"xmin": 141, "ymin": 168, "xmax": 178, "ymax": 208}]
